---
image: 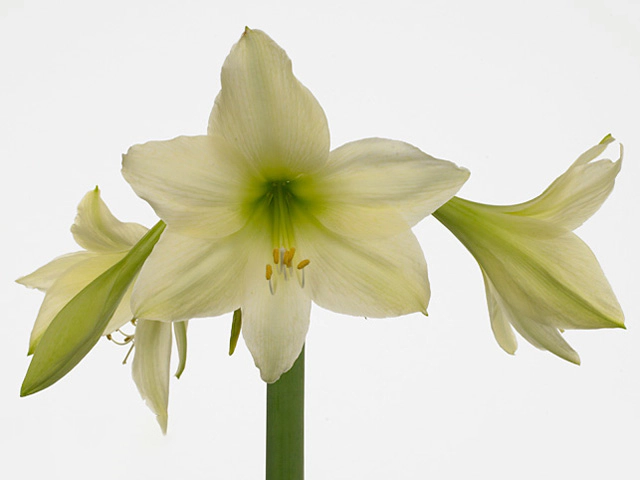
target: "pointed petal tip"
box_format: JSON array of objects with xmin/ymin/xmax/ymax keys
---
[
  {"xmin": 559, "ymin": 349, "xmax": 581, "ymax": 366},
  {"xmin": 599, "ymin": 133, "xmax": 615, "ymax": 145},
  {"xmin": 157, "ymin": 414, "xmax": 168, "ymax": 435}
]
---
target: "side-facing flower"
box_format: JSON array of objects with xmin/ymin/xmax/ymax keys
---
[
  {"xmin": 433, "ymin": 136, "xmax": 624, "ymax": 364},
  {"xmin": 17, "ymin": 187, "xmax": 148, "ymax": 352},
  {"xmin": 122, "ymin": 28, "xmax": 470, "ymax": 382},
  {"xmin": 18, "ymin": 188, "xmax": 185, "ymax": 432}
]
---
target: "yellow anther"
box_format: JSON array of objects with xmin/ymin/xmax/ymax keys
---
[
  {"xmin": 266, "ymin": 264, "xmax": 273, "ymax": 280},
  {"xmin": 297, "ymin": 259, "xmax": 310, "ymax": 269},
  {"xmin": 283, "ymin": 247, "xmax": 296, "ymax": 267},
  {"xmin": 272, "ymin": 248, "xmax": 279, "ymax": 264}
]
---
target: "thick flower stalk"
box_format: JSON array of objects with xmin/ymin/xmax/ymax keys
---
[
  {"xmin": 18, "ymin": 188, "xmax": 185, "ymax": 432},
  {"xmin": 433, "ymin": 136, "xmax": 624, "ymax": 363},
  {"xmin": 122, "ymin": 28, "xmax": 470, "ymax": 382}
]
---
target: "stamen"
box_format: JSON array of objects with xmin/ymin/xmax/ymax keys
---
[
  {"xmin": 266, "ymin": 264, "xmax": 273, "ymax": 280},
  {"xmin": 122, "ymin": 342, "xmax": 135, "ymax": 365},
  {"xmin": 285, "ymin": 248, "xmax": 296, "ymax": 268},
  {"xmin": 297, "ymin": 259, "xmax": 310, "ymax": 269},
  {"xmin": 272, "ymin": 248, "xmax": 279, "ymax": 264}
]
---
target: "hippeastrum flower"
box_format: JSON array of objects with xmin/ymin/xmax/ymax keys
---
[
  {"xmin": 17, "ymin": 187, "xmax": 148, "ymax": 353},
  {"xmin": 121, "ymin": 28, "xmax": 470, "ymax": 382},
  {"xmin": 17, "ymin": 188, "xmax": 186, "ymax": 432},
  {"xmin": 433, "ymin": 135, "xmax": 624, "ymax": 364}
]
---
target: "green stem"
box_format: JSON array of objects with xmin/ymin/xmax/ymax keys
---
[{"xmin": 266, "ymin": 346, "xmax": 305, "ymax": 480}]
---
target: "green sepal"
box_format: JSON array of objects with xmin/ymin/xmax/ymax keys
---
[
  {"xmin": 173, "ymin": 321, "xmax": 188, "ymax": 379},
  {"xmin": 228, "ymin": 309, "xmax": 242, "ymax": 355},
  {"xmin": 20, "ymin": 221, "xmax": 166, "ymax": 397}
]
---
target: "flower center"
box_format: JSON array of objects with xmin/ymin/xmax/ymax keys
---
[
  {"xmin": 265, "ymin": 247, "xmax": 310, "ymax": 295},
  {"xmin": 258, "ymin": 179, "xmax": 311, "ymax": 295}
]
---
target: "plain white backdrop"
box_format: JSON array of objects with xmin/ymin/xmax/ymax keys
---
[{"xmin": 2, "ymin": 1, "xmax": 638, "ymax": 478}]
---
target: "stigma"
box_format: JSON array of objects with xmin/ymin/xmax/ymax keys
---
[{"xmin": 265, "ymin": 247, "xmax": 310, "ymax": 294}]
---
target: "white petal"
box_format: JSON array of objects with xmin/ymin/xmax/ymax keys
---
[
  {"xmin": 484, "ymin": 226, "xmax": 624, "ymax": 331},
  {"xmin": 295, "ymin": 138, "xmax": 469, "ymax": 231},
  {"xmin": 71, "ymin": 187, "xmax": 147, "ymax": 252},
  {"xmin": 242, "ymin": 260, "xmax": 311, "ymax": 383},
  {"xmin": 17, "ymin": 251, "xmax": 95, "ymax": 291},
  {"xmin": 208, "ymin": 28, "xmax": 330, "ymax": 177},
  {"xmin": 296, "ymin": 221, "xmax": 430, "ymax": 317},
  {"xmin": 132, "ymin": 319, "xmax": 172, "ymax": 434},
  {"xmin": 500, "ymin": 136, "xmax": 622, "ymax": 230},
  {"xmin": 131, "ymin": 229, "xmax": 246, "ymax": 321},
  {"xmin": 509, "ymin": 314, "xmax": 581, "ymax": 365},
  {"xmin": 27, "ymin": 253, "xmax": 126, "ymax": 353},
  {"xmin": 122, "ymin": 135, "xmax": 252, "ymax": 239},
  {"xmin": 481, "ymin": 271, "xmax": 518, "ymax": 355}
]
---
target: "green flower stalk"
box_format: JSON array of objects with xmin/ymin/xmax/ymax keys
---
[{"xmin": 434, "ymin": 136, "xmax": 625, "ymax": 363}]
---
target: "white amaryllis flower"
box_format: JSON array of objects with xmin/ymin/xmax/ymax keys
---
[
  {"xmin": 121, "ymin": 28, "xmax": 470, "ymax": 383},
  {"xmin": 17, "ymin": 187, "xmax": 148, "ymax": 352},
  {"xmin": 433, "ymin": 135, "xmax": 624, "ymax": 364},
  {"xmin": 17, "ymin": 188, "xmax": 183, "ymax": 433}
]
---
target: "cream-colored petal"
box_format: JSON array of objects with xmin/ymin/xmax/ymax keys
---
[
  {"xmin": 208, "ymin": 28, "xmax": 330, "ymax": 177},
  {"xmin": 17, "ymin": 251, "xmax": 95, "ymax": 291},
  {"xmin": 481, "ymin": 271, "xmax": 518, "ymax": 355},
  {"xmin": 295, "ymin": 139, "xmax": 469, "ymax": 231},
  {"xmin": 484, "ymin": 227, "xmax": 624, "ymax": 331},
  {"xmin": 131, "ymin": 229, "xmax": 246, "ymax": 321},
  {"xmin": 122, "ymin": 135, "xmax": 253, "ymax": 239},
  {"xmin": 500, "ymin": 136, "xmax": 622, "ymax": 230},
  {"xmin": 71, "ymin": 187, "xmax": 148, "ymax": 252},
  {"xmin": 132, "ymin": 319, "xmax": 172, "ymax": 434},
  {"xmin": 241, "ymin": 259, "xmax": 311, "ymax": 383},
  {"xmin": 28, "ymin": 253, "xmax": 126, "ymax": 353},
  {"xmin": 509, "ymin": 314, "xmax": 581, "ymax": 365},
  {"xmin": 296, "ymin": 220, "xmax": 430, "ymax": 317}
]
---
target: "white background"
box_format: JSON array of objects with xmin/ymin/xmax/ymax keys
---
[{"xmin": 1, "ymin": 1, "xmax": 638, "ymax": 478}]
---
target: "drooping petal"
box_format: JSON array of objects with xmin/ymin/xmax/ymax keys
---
[
  {"xmin": 294, "ymin": 138, "xmax": 469, "ymax": 233},
  {"xmin": 208, "ymin": 28, "xmax": 330, "ymax": 177},
  {"xmin": 122, "ymin": 135, "xmax": 253, "ymax": 239},
  {"xmin": 17, "ymin": 251, "xmax": 95, "ymax": 291},
  {"xmin": 509, "ymin": 313, "xmax": 581, "ymax": 365},
  {"xmin": 28, "ymin": 253, "xmax": 125, "ymax": 353},
  {"xmin": 481, "ymin": 271, "xmax": 518, "ymax": 355},
  {"xmin": 131, "ymin": 229, "xmax": 246, "ymax": 321},
  {"xmin": 296, "ymin": 219, "xmax": 430, "ymax": 317},
  {"xmin": 132, "ymin": 319, "xmax": 172, "ymax": 434},
  {"xmin": 499, "ymin": 136, "xmax": 622, "ymax": 230},
  {"xmin": 483, "ymin": 226, "xmax": 624, "ymax": 331},
  {"xmin": 71, "ymin": 187, "xmax": 148, "ymax": 253},
  {"xmin": 241, "ymin": 262, "xmax": 311, "ymax": 383}
]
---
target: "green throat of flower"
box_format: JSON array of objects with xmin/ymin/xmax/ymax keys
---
[{"xmin": 259, "ymin": 179, "xmax": 311, "ymax": 295}]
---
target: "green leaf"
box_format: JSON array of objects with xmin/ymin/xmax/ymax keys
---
[
  {"xmin": 20, "ymin": 221, "xmax": 166, "ymax": 397},
  {"xmin": 173, "ymin": 321, "xmax": 188, "ymax": 379}
]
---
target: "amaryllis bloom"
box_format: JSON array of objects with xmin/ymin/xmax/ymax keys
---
[
  {"xmin": 17, "ymin": 188, "xmax": 185, "ymax": 432},
  {"xmin": 17, "ymin": 187, "xmax": 147, "ymax": 352},
  {"xmin": 433, "ymin": 136, "xmax": 624, "ymax": 364},
  {"xmin": 122, "ymin": 28, "xmax": 470, "ymax": 382}
]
